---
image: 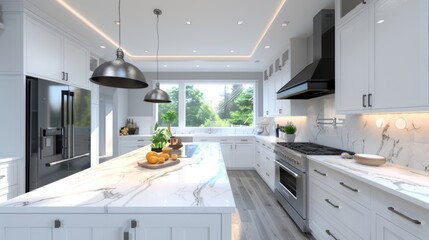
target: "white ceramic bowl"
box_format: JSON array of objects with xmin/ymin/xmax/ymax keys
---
[{"xmin": 354, "ymin": 154, "xmax": 386, "ymax": 166}]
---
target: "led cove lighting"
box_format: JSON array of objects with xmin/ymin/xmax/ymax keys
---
[{"xmin": 57, "ymin": 0, "xmax": 287, "ymax": 61}]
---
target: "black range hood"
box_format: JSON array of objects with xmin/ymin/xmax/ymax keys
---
[{"xmin": 277, "ymin": 9, "xmax": 335, "ymax": 99}]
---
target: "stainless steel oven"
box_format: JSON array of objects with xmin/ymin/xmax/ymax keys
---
[
  {"xmin": 274, "ymin": 154, "xmax": 308, "ymax": 232},
  {"xmin": 273, "ymin": 142, "xmax": 353, "ymax": 233}
]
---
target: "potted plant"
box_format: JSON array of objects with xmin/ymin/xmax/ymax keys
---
[
  {"xmin": 151, "ymin": 122, "xmax": 171, "ymax": 152},
  {"xmin": 160, "ymin": 110, "xmax": 177, "ymax": 134},
  {"xmin": 284, "ymin": 121, "xmax": 297, "ymax": 142}
]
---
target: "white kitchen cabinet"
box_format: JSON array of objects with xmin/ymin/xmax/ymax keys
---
[
  {"xmin": 263, "ymin": 77, "xmax": 275, "ymax": 117},
  {"xmin": 0, "ymin": 213, "xmax": 221, "ymax": 240},
  {"xmin": 0, "ymin": 160, "xmax": 18, "ymax": 203},
  {"xmin": 195, "ymin": 136, "xmax": 254, "ymax": 169},
  {"xmin": 336, "ymin": 0, "xmax": 429, "ymax": 113},
  {"xmin": 0, "ymin": 12, "xmax": 23, "ymax": 74},
  {"xmin": 309, "ymin": 159, "xmax": 429, "ymax": 240},
  {"xmin": 119, "ymin": 136, "xmax": 151, "ymax": 155},
  {"xmin": 372, "ymin": 0, "xmax": 429, "ymax": 110},
  {"xmin": 336, "ymin": 0, "xmax": 371, "ymax": 28},
  {"xmin": 336, "ymin": 5, "xmax": 371, "ymax": 112},
  {"xmin": 25, "ymin": 14, "xmax": 90, "ymax": 89},
  {"xmin": 375, "ymin": 215, "xmax": 420, "ymax": 240},
  {"xmin": 254, "ymin": 138, "xmax": 275, "ymax": 191}
]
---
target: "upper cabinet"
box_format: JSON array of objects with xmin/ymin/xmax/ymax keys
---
[
  {"xmin": 25, "ymin": 15, "xmax": 90, "ymax": 90},
  {"xmin": 336, "ymin": 0, "xmax": 370, "ymax": 27},
  {"xmin": 336, "ymin": 0, "xmax": 429, "ymax": 114},
  {"xmin": 263, "ymin": 39, "xmax": 308, "ymax": 117}
]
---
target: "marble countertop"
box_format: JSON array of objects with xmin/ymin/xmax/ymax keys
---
[
  {"xmin": 120, "ymin": 133, "xmax": 256, "ymax": 138},
  {"xmin": 308, "ymin": 155, "xmax": 429, "ymax": 210},
  {"xmin": 0, "ymin": 143, "xmax": 236, "ymax": 214}
]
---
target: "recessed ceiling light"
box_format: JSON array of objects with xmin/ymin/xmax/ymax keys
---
[
  {"xmin": 196, "ymin": 65, "xmax": 200, "ymax": 68},
  {"xmin": 281, "ymin": 21, "xmax": 289, "ymax": 27},
  {"xmin": 114, "ymin": 20, "xmax": 120, "ymax": 25},
  {"xmin": 192, "ymin": 50, "xmax": 197, "ymax": 53},
  {"xmin": 237, "ymin": 20, "xmax": 244, "ymax": 25},
  {"xmin": 144, "ymin": 50, "xmax": 149, "ymax": 53},
  {"xmin": 230, "ymin": 50, "xmax": 235, "ymax": 53},
  {"xmin": 163, "ymin": 64, "xmax": 167, "ymax": 67},
  {"xmin": 264, "ymin": 45, "xmax": 271, "ymax": 49},
  {"xmin": 100, "ymin": 45, "xmax": 106, "ymax": 49},
  {"xmin": 186, "ymin": 21, "xmax": 191, "ymax": 25},
  {"xmin": 226, "ymin": 65, "xmax": 230, "ymax": 68},
  {"xmin": 377, "ymin": 19, "xmax": 385, "ymax": 24}
]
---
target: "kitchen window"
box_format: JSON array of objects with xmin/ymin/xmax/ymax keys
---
[{"xmin": 156, "ymin": 81, "xmax": 255, "ymax": 128}]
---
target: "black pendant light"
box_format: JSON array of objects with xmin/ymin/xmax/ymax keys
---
[
  {"xmin": 144, "ymin": 9, "xmax": 172, "ymax": 103},
  {"xmin": 90, "ymin": 0, "xmax": 148, "ymax": 89}
]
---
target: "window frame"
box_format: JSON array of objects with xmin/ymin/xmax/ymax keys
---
[{"xmin": 153, "ymin": 79, "xmax": 257, "ymax": 129}]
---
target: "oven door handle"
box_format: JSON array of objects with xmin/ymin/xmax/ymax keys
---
[{"xmin": 274, "ymin": 160, "xmax": 300, "ymax": 178}]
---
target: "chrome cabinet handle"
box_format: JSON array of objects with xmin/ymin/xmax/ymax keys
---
[
  {"xmin": 325, "ymin": 230, "xmax": 339, "ymax": 240},
  {"xmin": 388, "ymin": 207, "xmax": 421, "ymax": 225},
  {"xmin": 368, "ymin": 93, "xmax": 372, "ymax": 107},
  {"xmin": 0, "ymin": 175, "xmax": 5, "ymax": 179},
  {"xmin": 61, "ymin": 71, "xmax": 65, "ymax": 80},
  {"xmin": 137, "ymin": 139, "xmax": 146, "ymax": 142},
  {"xmin": 240, "ymin": 139, "xmax": 248, "ymax": 142},
  {"xmin": 265, "ymin": 172, "xmax": 270, "ymax": 177},
  {"xmin": 362, "ymin": 94, "xmax": 367, "ymax": 107},
  {"xmin": 340, "ymin": 182, "xmax": 359, "ymax": 192},
  {"xmin": 313, "ymin": 169, "xmax": 327, "ymax": 176},
  {"xmin": 54, "ymin": 219, "xmax": 61, "ymax": 228},
  {"xmin": 325, "ymin": 199, "xmax": 340, "ymax": 208},
  {"xmin": 65, "ymin": 72, "xmax": 69, "ymax": 81}
]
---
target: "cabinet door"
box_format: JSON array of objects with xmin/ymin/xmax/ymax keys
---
[
  {"xmin": 137, "ymin": 214, "xmax": 221, "ymax": 240},
  {"xmin": 234, "ymin": 143, "xmax": 255, "ymax": 168},
  {"xmin": 263, "ymin": 79, "xmax": 270, "ymax": 116},
  {"xmin": 26, "ymin": 16, "xmax": 63, "ymax": 81},
  {"xmin": 373, "ymin": 0, "xmax": 429, "ymax": 110},
  {"xmin": 336, "ymin": 6, "xmax": 371, "ymax": 113},
  {"xmin": 336, "ymin": 0, "xmax": 370, "ymax": 26},
  {"xmin": 220, "ymin": 143, "xmax": 234, "ymax": 168},
  {"xmin": 63, "ymin": 39, "xmax": 90, "ymax": 89},
  {"xmin": 275, "ymin": 67, "xmax": 290, "ymax": 116},
  {"xmin": 376, "ymin": 215, "xmax": 420, "ymax": 240}
]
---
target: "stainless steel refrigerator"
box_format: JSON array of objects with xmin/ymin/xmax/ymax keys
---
[{"xmin": 26, "ymin": 77, "xmax": 91, "ymax": 192}]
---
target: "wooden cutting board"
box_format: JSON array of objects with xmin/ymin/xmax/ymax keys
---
[{"xmin": 137, "ymin": 159, "xmax": 180, "ymax": 169}]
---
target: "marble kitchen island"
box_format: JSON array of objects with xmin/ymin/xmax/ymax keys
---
[{"xmin": 0, "ymin": 143, "xmax": 236, "ymax": 240}]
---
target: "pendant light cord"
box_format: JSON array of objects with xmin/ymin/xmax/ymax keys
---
[
  {"xmin": 156, "ymin": 13, "xmax": 160, "ymax": 82},
  {"xmin": 118, "ymin": 0, "xmax": 122, "ymax": 48}
]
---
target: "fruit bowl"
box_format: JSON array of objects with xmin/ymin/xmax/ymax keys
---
[{"xmin": 354, "ymin": 154, "xmax": 386, "ymax": 166}]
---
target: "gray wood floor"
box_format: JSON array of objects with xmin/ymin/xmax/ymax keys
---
[{"xmin": 228, "ymin": 170, "xmax": 310, "ymax": 240}]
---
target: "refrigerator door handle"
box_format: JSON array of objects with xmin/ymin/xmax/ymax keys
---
[
  {"xmin": 70, "ymin": 91, "xmax": 75, "ymax": 157},
  {"xmin": 45, "ymin": 153, "xmax": 90, "ymax": 167},
  {"xmin": 61, "ymin": 90, "xmax": 69, "ymax": 158}
]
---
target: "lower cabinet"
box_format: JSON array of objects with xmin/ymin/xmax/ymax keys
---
[
  {"xmin": 0, "ymin": 160, "xmax": 18, "ymax": 203},
  {"xmin": 0, "ymin": 213, "xmax": 223, "ymax": 240},
  {"xmin": 195, "ymin": 136, "xmax": 255, "ymax": 169},
  {"xmin": 119, "ymin": 136, "xmax": 151, "ymax": 155},
  {"xmin": 254, "ymin": 138, "xmax": 275, "ymax": 191},
  {"xmin": 309, "ymin": 159, "xmax": 429, "ymax": 240}
]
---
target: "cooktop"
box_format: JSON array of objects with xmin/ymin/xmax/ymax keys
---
[{"xmin": 276, "ymin": 142, "xmax": 353, "ymax": 155}]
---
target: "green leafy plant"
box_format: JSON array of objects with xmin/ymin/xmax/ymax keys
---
[
  {"xmin": 160, "ymin": 110, "xmax": 177, "ymax": 133},
  {"xmin": 284, "ymin": 121, "xmax": 297, "ymax": 134},
  {"xmin": 151, "ymin": 122, "xmax": 172, "ymax": 149}
]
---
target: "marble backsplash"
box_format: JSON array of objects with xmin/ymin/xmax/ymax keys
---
[{"xmin": 274, "ymin": 95, "xmax": 429, "ymax": 173}]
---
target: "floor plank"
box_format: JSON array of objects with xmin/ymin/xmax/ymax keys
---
[{"xmin": 228, "ymin": 170, "xmax": 310, "ymax": 240}]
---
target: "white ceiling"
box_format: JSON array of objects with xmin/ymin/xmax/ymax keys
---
[{"xmin": 27, "ymin": 0, "xmax": 334, "ymax": 72}]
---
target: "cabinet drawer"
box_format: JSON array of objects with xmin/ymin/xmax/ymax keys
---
[
  {"xmin": 309, "ymin": 160, "xmax": 371, "ymax": 206},
  {"xmin": 309, "ymin": 204, "xmax": 350, "ymax": 240},
  {"xmin": 309, "ymin": 179, "xmax": 371, "ymax": 240},
  {"xmin": 0, "ymin": 185, "xmax": 17, "ymax": 203},
  {"xmin": 236, "ymin": 137, "xmax": 253, "ymax": 143},
  {"xmin": 0, "ymin": 161, "xmax": 17, "ymax": 189},
  {"xmin": 373, "ymin": 190, "xmax": 429, "ymax": 238}
]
